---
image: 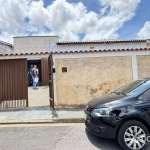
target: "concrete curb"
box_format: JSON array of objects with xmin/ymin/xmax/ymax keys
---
[
  {"xmin": 0, "ymin": 117, "xmax": 85, "ymax": 124},
  {"xmin": 53, "ymin": 118, "xmax": 84, "ymax": 123}
]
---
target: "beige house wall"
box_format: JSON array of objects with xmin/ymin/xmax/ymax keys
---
[
  {"xmin": 14, "ymin": 36, "xmax": 59, "ymax": 53},
  {"xmin": 55, "ymin": 56, "xmax": 133, "ymax": 108},
  {"xmin": 137, "ymin": 55, "xmax": 150, "ymax": 78}
]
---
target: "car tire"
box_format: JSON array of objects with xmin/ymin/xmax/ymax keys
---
[{"xmin": 117, "ymin": 120, "xmax": 149, "ymax": 150}]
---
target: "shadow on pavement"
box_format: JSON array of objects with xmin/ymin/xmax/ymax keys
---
[
  {"xmin": 85, "ymin": 128, "xmax": 123, "ymax": 150},
  {"xmin": 51, "ymin": 109, "xmax": 58, "ymax": 118}
]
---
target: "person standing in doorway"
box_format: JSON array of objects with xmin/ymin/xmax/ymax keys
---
[
  {"xmin": 32, "ymin": 65, "xmax": 38, "ymax": 90},
  {"xmin": 35, "ymin": 65, "xmax": 39, "ymax": 85},
  {"xmin": 28, "ymin": 64, "xmax": 33, "ymax": 86}
]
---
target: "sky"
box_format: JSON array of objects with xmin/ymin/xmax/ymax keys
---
[{"xmin": 0, "ymin": 0, "xmax": 150, "ymax": 44}]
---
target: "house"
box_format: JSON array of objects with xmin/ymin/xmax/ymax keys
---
[
  {"xmin": 1, "ymin": 37, "xmax": 150, "ymax": 109},
  {"xmin": 14, "ymin": 36, "xmax": 58, "ymax": 85},
  {"xmin": 0, "ymin": 36, "xmax": 58, "ymax": 108},
  {"xmin": 51, "ymin": 39, "xmax": 150, "ymax": 108}
]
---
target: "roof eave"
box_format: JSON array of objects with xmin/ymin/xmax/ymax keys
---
[{"xmin": 57, "ymin": 39, "xmax": 146, "ymax": 45}]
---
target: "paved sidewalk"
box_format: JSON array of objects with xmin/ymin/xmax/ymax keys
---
[
  {"xmin": 28, "ymin": 86, "xmax": 49, "ymax": 107},
  {"xmin": 0, "ymin": 106, "xmax": 84, "ymax": 124}
]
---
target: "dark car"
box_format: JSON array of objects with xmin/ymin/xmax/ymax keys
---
[{"xmin": 84, "ymin": 78, "xmax": 150, "ymax": 150}]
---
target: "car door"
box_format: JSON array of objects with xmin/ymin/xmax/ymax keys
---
[{"xmin": 139, "ymin": 89, "xmax": 150, "ymax": 125}]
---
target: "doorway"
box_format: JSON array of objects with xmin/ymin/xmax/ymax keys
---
[
  {"xmin": 27, "ymin": 58, "xmax": 50, "ymax": 107},
  {"xmin": 27, "ymin": 58, "xmax": 42, "ymax": 86}
]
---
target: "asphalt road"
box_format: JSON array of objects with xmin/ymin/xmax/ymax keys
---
[{"xmin": 0, "ymin": 123, "xmax": 123, "ymax": 150}]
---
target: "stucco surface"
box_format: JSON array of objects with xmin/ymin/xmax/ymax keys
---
[
  {"xmin": 137, "ymin": 55, "xmax": 150, "ymax": 78},
  {"xmin": 55, "ymin": 56, "xmax": 133, "ymax": 108},
  {"xmin": 14, "ymin": 36, "xmax": 58, "ymax": 53}
]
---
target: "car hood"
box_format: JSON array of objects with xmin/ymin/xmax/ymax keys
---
[{"xmin": 87, "ymin": 93, "xmax": 134, "ymax": 109}]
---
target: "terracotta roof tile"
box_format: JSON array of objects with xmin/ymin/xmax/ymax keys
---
[
  {"xmin": 0, "ymin": 48, "xmax": 150, "ymax": 57},
  {"xmin": 0, "ymin": 52, "xmax": 50, "ymax": 57},
  {"xmin": 57, "ymin": 39, "xmax": 146, "ymax": 45},
  {"xmin": 52, "ymin": 48, "xmax": 150, "ymax": 53}
]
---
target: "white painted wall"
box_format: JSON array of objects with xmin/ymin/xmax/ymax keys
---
[
  {"xmin": 14, "ymin": 36, "xmax": 59, "ymax": 53},
  {"xmin": 50, "ymin": 42, "xmax": 146, "ymax": 53}
]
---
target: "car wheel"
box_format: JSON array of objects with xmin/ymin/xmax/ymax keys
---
[{"xmin": 117, "ymin": 120, "xmax": 149, "ymax": 150}]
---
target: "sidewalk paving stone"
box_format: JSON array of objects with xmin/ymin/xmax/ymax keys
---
[{"xmin": 0, "ymin": 107, "xmax": 84, "ymax": 124}]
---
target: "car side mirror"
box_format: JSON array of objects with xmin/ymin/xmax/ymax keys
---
[{"xmin": 138, "ymin": 96, "xmax": 143, "ymax": 100}]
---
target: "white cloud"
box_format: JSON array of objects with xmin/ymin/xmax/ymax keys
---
[
  {"xmin": 28, "ymin": 0, "xmax": 49, "ymax": 28},
  {"xmin": 0, "ymin": 32, "xmax": 14, "ymax": 44},
  {"xmin": 137, "ymin": 21, "xmax": 150, "ymax": 39},
  {"xmin": 83, "ymin": 0, "xmax": 141, "ymax": 40},
  {"xmin": 0, "ymin": 0, "xmax": 141, "ymax": 44},
  {"xmin": 0, "ymin": 0, "xmax": 29, "ymax": 43}
]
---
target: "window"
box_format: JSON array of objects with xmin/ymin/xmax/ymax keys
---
[
  {"xmin": 114, "ymin": 79, "xmax": 150, "ymax": 96},
  {"xmin": 139, "ymin": 89, "xmax": 150, "ymax": 100},
  {"xmin": 62, "ymin": 67, "xmax": 67, "ymax": 73}
]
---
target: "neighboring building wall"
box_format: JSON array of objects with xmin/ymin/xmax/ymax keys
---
[
  {"xmin": 55, "ymin": 56, "xmax": 133, "ymax": 108},
  {"xmin": 14, "ymin": 36, "xmax": 59, "ymax": 53},
  {"xmin": 137, "ymin": 55, "xmax": 150, "ymax": 78},
  {"xmin": 0, "ymin": 42, "xmax": 13, "ymax": 54}
]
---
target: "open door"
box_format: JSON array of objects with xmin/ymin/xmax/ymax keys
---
[{"xmin": 48, "ymin": 53, "xmax": 54, "ymax": 110}]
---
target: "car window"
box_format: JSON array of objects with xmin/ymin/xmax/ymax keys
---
[
  {"xmin": 128, "ymin": 80, "xmax": 150, "ymax": 96},
  {"xmin": 114, "ymin": 79, "xmax": 150, "ymax": 96},
  {"xmin": 139, "ymin": 89, "xmax": 150, "ymax": 100}
]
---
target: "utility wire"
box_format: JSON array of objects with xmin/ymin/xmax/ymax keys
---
[{"xmin": 120, "ymin": 23, "xmax": 144, "ymax": 39}]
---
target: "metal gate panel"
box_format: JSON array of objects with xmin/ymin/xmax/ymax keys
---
[
  {"xmin": 48, "ymin": 53, "xmax": 54, "ymax": 110},
  {"xmin": 0, "ymin": 59, "xmax": 28, "ymax": 108},
  {"xmin": 41, "ymin": 58, "xmax": 49, "ymax": 85}
]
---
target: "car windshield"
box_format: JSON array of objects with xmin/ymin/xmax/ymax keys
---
[{"xmin": 113, "ymin": 79, "xmax": 150, "ymax": 96}]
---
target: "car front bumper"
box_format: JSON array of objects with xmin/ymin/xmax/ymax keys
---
[{"xmin": 84, "ymin": 115, "xmax": 117, "ymax": 138}]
